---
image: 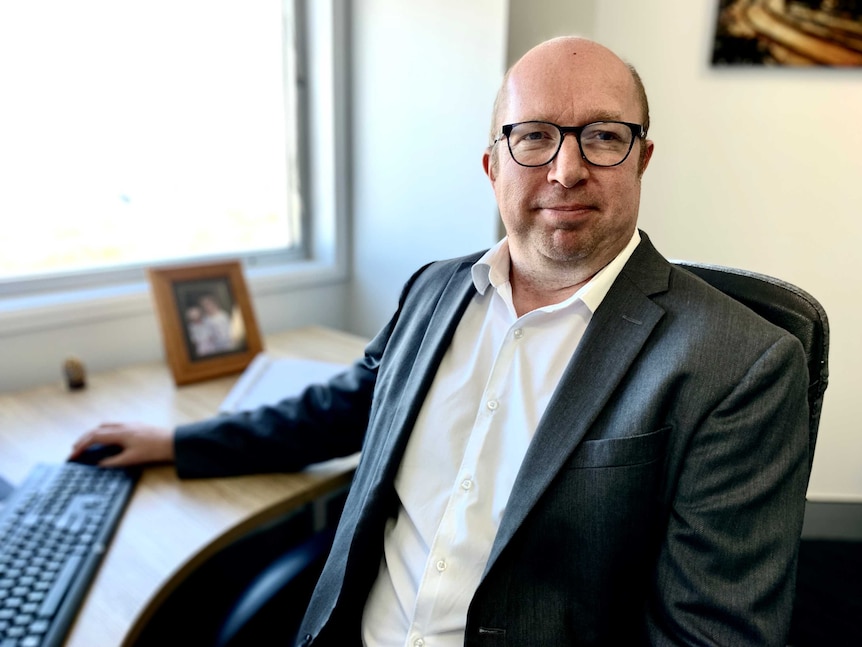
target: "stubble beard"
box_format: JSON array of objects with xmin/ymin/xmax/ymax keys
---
[{"xmin": 510, "ymin": 212, "xmax": 636, "ymax": 293}]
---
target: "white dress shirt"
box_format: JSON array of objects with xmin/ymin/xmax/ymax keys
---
[{"xmin": 361, "ymin": 231, "xmax": 641, "ymax": 647}]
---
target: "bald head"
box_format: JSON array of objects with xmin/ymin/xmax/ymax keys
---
[{"xmin": 489, "ymin": 37, "xmax": 650, "ymax": 169}]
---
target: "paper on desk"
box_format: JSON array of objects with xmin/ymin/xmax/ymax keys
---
[{"xmin": 219, "ymin": 353, "xmax": 349, "ymax": 413}]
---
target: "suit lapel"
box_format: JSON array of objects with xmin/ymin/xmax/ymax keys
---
[
  {"xmin": 371, "ymin": 259, "xmax": 478, "ymax": 484},
  {"xmin": 484, "ymin": 234, "xmax": 671, "ymax": 572}
]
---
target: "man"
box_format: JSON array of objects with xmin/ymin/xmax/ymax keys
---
[{"xmin": 72, "ymin": 37, "xmax": 810, "ymax": 645}]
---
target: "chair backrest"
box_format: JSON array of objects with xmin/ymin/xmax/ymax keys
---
[{"xmin": 672, "ymin": 261, "xmax": 830, "ymax": 477}]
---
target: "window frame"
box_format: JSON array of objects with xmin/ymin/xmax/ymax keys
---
[{"xmin": 0, "ymin": 0, "xmax": 350, "ymax": 338}]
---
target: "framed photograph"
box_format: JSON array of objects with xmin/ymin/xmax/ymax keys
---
[
  {"xmin": 148, "ymin": 260, "xmax": 264, "ymax": 385},
  {"xmin": 711, "ymin": 1, "xmax": 862, "ymax": 67}
]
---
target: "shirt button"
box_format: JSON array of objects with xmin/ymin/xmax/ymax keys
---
[
  {"xmin": 487, "ymin": 399, "xmax": 498, "ymax": 411},
  {"xmin": 513, "ymin": 328, "xmax": 524, "ymax": 339},
  {"xmin": 414, "ymin": 640, "xmax": 425, "ymax": 647},
  {"xmin": 436, "ymin": 559, "xmax": 447, "ymax": 572},
  {"xmin": 461, "ymin": 478, "xmax": 472, "ymax": 490}
]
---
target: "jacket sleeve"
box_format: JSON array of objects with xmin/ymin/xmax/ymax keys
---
[
  {"xmin": 646, "ymin": 333, "xmax": 810, "ymax": 646},
  {"xmin": 173, "ymin": 263, "xmax": 436, "ymax": 479},
  {"xmin": 173, "ymin": 352, "xmax": 379, "ymax": 478}
]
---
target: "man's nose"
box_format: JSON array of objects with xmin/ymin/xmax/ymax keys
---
[{"xmin": 547, "ymin": 134, "xmax": 589, "ymax": 188}]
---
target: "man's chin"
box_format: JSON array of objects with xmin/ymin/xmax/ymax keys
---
[{"xmin": 541, "ymin": 230, "xmax": 592, "ymax": 261}]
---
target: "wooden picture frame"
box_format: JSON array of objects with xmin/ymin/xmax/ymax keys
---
[{"xmin": 148, "ymin": 260, "xmax": 264, "ymax": 385}]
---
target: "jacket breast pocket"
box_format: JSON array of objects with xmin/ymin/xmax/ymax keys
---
[{"xmin": 566, "ymin": 426, "xmax": 671, "ymax": 469}]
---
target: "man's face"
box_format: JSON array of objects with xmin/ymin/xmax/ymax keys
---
[{"xmin": 483, "ymin": 40, "xmax": 654, "ymax": 280}]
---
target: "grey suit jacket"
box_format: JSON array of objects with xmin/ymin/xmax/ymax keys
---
[{"xmin": 176, "ymin": 232, "xmax": 810, "ymax": 646}]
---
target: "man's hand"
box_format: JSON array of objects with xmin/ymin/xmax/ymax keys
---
[{"xmin": 69, "ymin": 422, "xmax": 175, "ymax": 467}]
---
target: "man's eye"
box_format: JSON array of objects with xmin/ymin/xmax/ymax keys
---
[
  {"xmin": 522, "ymin": 130, "xmax": 548, "ymax": 141},
  {"xmin": 512, "ymin": 127, "xmax": 556, "ymax": 147},
  {"xmin": 585, "ymin": 129, "xmax": 622, "ymax": 142}
]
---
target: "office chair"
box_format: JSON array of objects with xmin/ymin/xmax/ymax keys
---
[
  {"xmin": 214, "ymin": 527, "xmax": 336, "ymax": 647},
  {"xmin": 672, "ymin": 260, "xmax": 830, "ymax": 476},
  {"xmin": 213, "ymin": 261, "xmax": 830, "ymax": 646}
]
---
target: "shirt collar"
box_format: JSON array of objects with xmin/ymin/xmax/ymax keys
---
[{"xmin": 471, "ymin": 229, "xmax": 641, "ymax": 314}]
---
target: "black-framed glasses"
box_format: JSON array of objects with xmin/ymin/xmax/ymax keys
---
[{"xmin": 494, "ymin": 120, "xmax": 646, "ymax": 168}]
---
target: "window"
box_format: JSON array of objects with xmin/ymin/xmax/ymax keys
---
[{"xmin": 0, "ymin": 0, "xmax": 304, "ymax": 296}]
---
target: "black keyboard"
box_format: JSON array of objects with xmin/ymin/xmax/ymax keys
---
[{"xmin": 0, "ymin": 463, "xmax": 138, "ymax": 647}]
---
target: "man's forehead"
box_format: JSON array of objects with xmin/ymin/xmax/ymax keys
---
[
  {"xmin": 517, "ymin": 38, "xmax": 625, "ymax": 72},
  {"xmin": 512, "ymin": 40, "xmax": 631, "ymax": 91},
  {"xmin": 502, "ymin": 60, "xmax": 637, "ymax": 124}
]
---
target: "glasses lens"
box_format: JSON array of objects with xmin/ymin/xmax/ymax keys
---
[
  {"xmin": 507, "ymin": 122, "xmax": 561, "ymax": 167},
  {"xmin": 579, "ymin": 122, "xmax": 635, "ymax": 167}
]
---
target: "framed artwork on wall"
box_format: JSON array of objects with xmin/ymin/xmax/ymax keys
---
[
  {"xmin": 711, "ymin": 0, "xmax": 862, "ymax": 66},
  {"xmin": 148, "ymin": 260, "xmax": 264, "ymax": 385}
]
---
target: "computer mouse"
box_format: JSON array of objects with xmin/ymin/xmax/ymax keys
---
[{"xmin": 69, "ymin": 443, "xmax": 123, "ymax": 466}]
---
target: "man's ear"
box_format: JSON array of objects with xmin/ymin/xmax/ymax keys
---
[
  {"xmin": 483, "ymin": 149, "xmax": 497, "ymax": 182},
  {"xmin": 639, "ymin": 139, "xmax": 655, "ymax": 176}
]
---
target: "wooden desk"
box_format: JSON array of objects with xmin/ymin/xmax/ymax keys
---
[{"xmin": 0, "ymin": 326, "xmax": 367, "ymax": 647}]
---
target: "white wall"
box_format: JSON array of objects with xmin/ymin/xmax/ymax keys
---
[
  {"xmin": 346, "ymin": 0, "xmax": 507, "ymax": 335},
  {"xmin": 584, "ymin": 0, "xmax": 862, "ymax": 500}
]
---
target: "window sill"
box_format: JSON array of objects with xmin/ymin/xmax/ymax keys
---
[{"xmin": 0, "ymin": 258, "xmax": 348, "ymax": 338}]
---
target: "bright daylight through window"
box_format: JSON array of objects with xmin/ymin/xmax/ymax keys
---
[{"xmin": 0, "ymin": 1, "xmax": 302, "ymax": 293}]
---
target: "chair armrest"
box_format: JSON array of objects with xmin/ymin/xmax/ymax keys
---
[{"xmin": 215, "ymin": 527, "xmax": 335, "ymax": 647}]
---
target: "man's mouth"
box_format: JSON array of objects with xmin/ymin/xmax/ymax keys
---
[{"xmin": 542, "ymin": 204, "xmax": 593, "ymax": 211}]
